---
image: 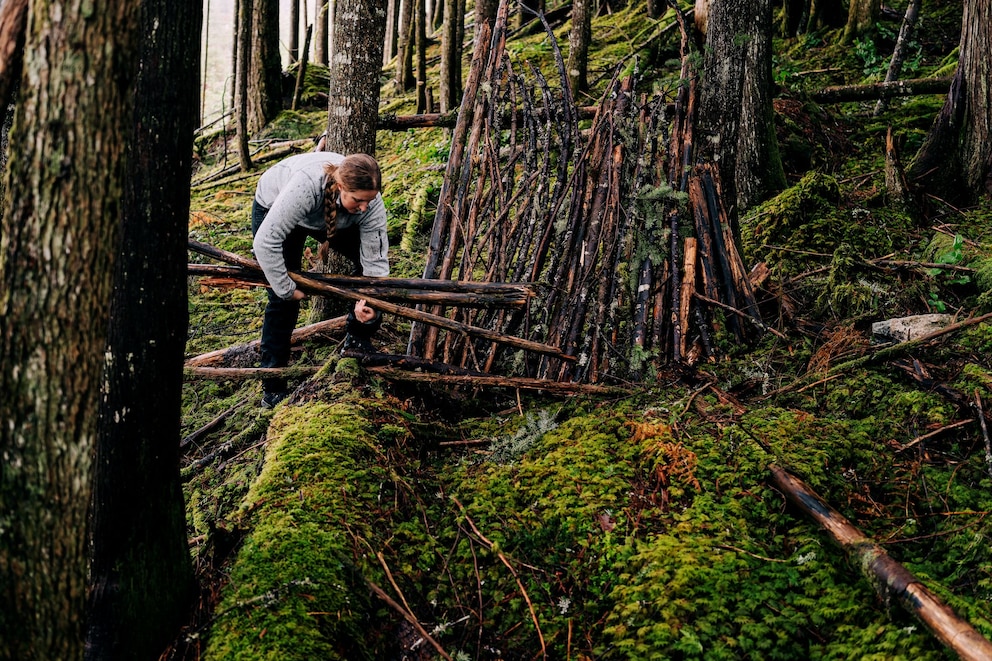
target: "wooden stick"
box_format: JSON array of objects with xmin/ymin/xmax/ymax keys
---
[
  {"xmin": 184, "ymin": 365, "xmax": 320, "ymax": 380},
  {"xmin": 973, "ymin": 391, "xmax": 992, "ymax": 480},
  {"xmin": 184, "ymin": 316, "xmax": 347, "ymax": 367},
  {"xmin": 365, "ymin": 366, "xmax": 628, "ymax": 395},
  {"xmin": 366, "ymin": 579, "xmax": 451, "ymax": 661},
  {"xmin": 188, "ymin": 240, "xmax": 572, "ymax": 361},
  {"xmin": 180, "ymin": 396, "xmax": 251, "ymax": 448},
  {"xmin": 897, "ymin": 418, "xmax": 975, "ymax": 452},
  {"xmin": 769, "ymin": 464, "xmax": 992, "ymax": 661}
]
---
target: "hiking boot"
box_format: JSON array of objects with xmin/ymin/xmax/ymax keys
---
[
  {"xmin": 261, "ymin": 390, "xmax": 289, "ymax": 409},
  {"xmin": 341, "ymin": 332, "xmax": 375, "ymax": 354}
]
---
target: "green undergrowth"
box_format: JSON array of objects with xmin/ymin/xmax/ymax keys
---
[{"xmin": 194, "ymin": 348, "xmax": 992, "ymax": 658}]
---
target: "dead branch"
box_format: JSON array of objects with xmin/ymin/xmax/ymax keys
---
[
  {"xmin": 365, "ymin": 366, "xmax": 629, "ymax": 395},
  {"xmin": 188, "ymin": 263, "xmax": 534, "ymax": 308},
  {"xmin": 973, "ymin": 391, "xmax": 992, "ymax": 480},
  {"xmin": 366, "ymin": 579, "xmax": 451, "ymax": 660},
  {"xmin": 181, "ymin": 396, "xmax": 251, "ymax": 448},
  {"xmin": 189, "ymin": 239, "xmax": 570, "ymax": 361},
  {"xmin": 769, "ymin": 464, "xmax": 992, "ymax": 661},
  {"xmin": 184, "ymin": 316, "xmax": 347, "ymax": 367},
  {"xmin": 184, "ymin": 365, "xmax": 320, "ymax": 381},
  {"xmin": 897, "ymin": 418, "xmax": 975, "ymax": 452},
  {"xmin": 809, "ymin": 76, "xmax": 951, "ymax": 104}
]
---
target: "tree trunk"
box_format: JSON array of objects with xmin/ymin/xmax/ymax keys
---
[
  {"xmin": 438, "ymin": 0, "xmax": 463, "ymax": 112},
  {"xmin": 475, "ymin": 0, "xmax": 499, "ymax": 35},
  {"xmin": 0, "ymin": 0, "xmax": 138, "ymax": 657},
  {"xmin": 316, "ymin": 0, "xmax": 329, "ymax": 66},
  {"xmin": 235, "ymin": 0, "xmax": 253, "ymax": 170},
  {"xmin": 383, "ymin": 0, "xmax": 398, "ymax": 66},
  {"xmin": 325, "ymin": 0, "xmax": 386, "ymax": 155},
  {"xmin": 515, "ymin": 0, "xmax": 544, "ymax": 30},
  {"xmin": 872, "ymin": 0, "xmax": 922, "ymax": 116},
  {"xmin": 566, "ymin": 0, "xmax": 592, "ymax": 96},
  {"xmin": 415, "ymin": 0, "xmax": 428, "ymax": 113},
  {"xmin": 289, "ymin": 0, "xmax": 300, "ymax": 63},
  {"xmin": 843, "ymin": 0, "xmax": 880, "ymax": 44},
  {"xmin": 248, "ymin": 0, "xmax": 282, "ymax": 135},
  {"xmin": 695, "ymin": 0, "xmax": 785, "ymax": 219},
  {"xmin": 806, "ymin": 0, "xmax": 846, "ymax": 32},
  {"xmin": 396, "ymin": 0, "xmax": 416, "ymax": 92},
  {"xmin": 907, "ymin": 0, "xmax": 992, "ymax": 204},
  {"xmin": 85, "ymin": 0, "xmax": 200, "ymax": 656}
]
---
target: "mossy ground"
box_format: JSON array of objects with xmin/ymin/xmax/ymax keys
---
[{"xmin": 175, "ymin": 0, "xmax": 992, "ymax": 659}]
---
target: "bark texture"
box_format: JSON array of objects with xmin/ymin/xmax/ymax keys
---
[
  {"xmin": 908, "ymin": 0, "xmax": 992, "ymax": 203},
  {"xmin": 566, "ymin": 0, "xmax": 592, "ymax": 95},
  {"xmin": 439, "ymin": 0, "xmax": 463, "ymax": 112},
  {"xmin": 695, "ymin": 0, "xmax": 785, "ymax": 217},
  {"xmin": 0, "ymin": 0, "xmax": 137, "ymax": 657},
  {"xmin": 249, "ymin": 0, "xmax": 283, "ymax": 134},
  {"xmin": 84, "ymin": 0, "xmax": 201, "ymax": 656},
  {"xmin": 326, "ymin": 0, "xmax": 386, "ymax": 155}
]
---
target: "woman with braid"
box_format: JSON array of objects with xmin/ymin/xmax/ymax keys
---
[{"xmin": 251, "ymin": 152, "xmax": 388, "ymax": 408}]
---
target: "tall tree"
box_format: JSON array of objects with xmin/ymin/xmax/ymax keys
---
[
  {"xmin": 84, "ymin": 0, "xmax": 201, "ymax": 656},
  {"xmin": 395, "ymin": 0, "xmax": 416, "ymax": 92},
  {"xmin": 383, "ymin": 0, "xmax": 398, "ymax": 67},
  {"xmin": 235, "ymin": 0, "xmax": 253, "ymax": 170},
  {"xmin": 694, "ymin": 0, "xmax": 785, "ymax": 222},
  {"xmin": 415, "ymin": 0, "xmax": 428, "ymax": 113},
  {"xmin": 908, "ymin": 0, "xmax": 991, "ymax": 204},
  {"xmin": 289, "ymin": 0, "xmax": 300, "ymax": 63},
  {"xmin": 326, "ymin": 0, "xmax": 386, "ymax": 154},
  {"xmin": 566, "ymin": 0, "xmax": 592, "ymax": 96},
  {"xmin": 438, "ymin": 0, "xmax": 463, "ymax": 112},
  {"xmin": 0, "ymin": 0, "xmax": 138, "ymax": 657},
  {"xmin": 249, "ymin": 0, "xmax": 282, "ymax": 134},
  {"xmin": 316, "ymin": 0, "xmax": 329, "ymax": 66}
]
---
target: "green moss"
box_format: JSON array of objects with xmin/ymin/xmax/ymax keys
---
[{"xmin": 204, "ymin": 402, "xmax": 390, "ymax": 660}]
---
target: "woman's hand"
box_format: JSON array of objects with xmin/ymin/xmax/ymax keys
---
[
  {"xmin": 353, "ymin": 299, "xmax": 376, "ymax": 323},
  {"xmin": 290, "ymin": 289, "xmax": 307, "ymax": 301}
]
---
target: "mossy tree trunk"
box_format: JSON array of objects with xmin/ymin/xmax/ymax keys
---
[
  {"xmin": 0, "ymin": 0, "xmax": 138, "ymax": 657},
  {"xmin": 842, "ymin": 0, "xmax": 880, "ymax": 44},
  {"xmin": 695, "ymin": 0, "xmax": 785, "ymax": 227},
  {"xmin": 907, "ymin": 0, "xmax": 992, "ymax": 205},
  {"xmin": 84, "ymin": 0, "xmax": 201, "ymax": 657}
]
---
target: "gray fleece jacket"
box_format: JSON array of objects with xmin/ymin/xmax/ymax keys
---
[{"xmin": 253, "ymin": 151, "xmax": 389, "ymax": 299}]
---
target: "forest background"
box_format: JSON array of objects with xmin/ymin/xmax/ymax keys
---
[{"xmin": 3, "ymin": 0, "xmax": 992, "ymax": 660}]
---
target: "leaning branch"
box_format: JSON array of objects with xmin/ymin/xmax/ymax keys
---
[
  {"xmin": 769, "ymin": 464, "xmax": 992, "ymax": 661},
  {"xmin": 188, "ymin": 240, "xmax": 571, "ymax": 362}
]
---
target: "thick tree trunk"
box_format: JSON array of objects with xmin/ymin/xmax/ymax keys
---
[
  {"xmin": 843, "ymin": 0, "xmax": 880, "ymax": 44},
  {"xmin": 438, "ymin": 0, "xmax": 463, "ymax": 112},
  {"xmin": 566, "ymin": 0, "xmax": 592, "ymax": 95},
  {"xmin": 0, "ymin": 0, "xmax": 138, "ymax": 657},
  {"xmin": 383, "ymin": 0, "xmax": 398, "ymax": 66},
  {"xmin": 248, "ymin": 0, "xmax": 283, "ymax": 134},
  {"xmin": 908, "ymin": 0, "xmax": 992, "ymax": 204},
  {"xmin": 326, "ymin": 0, "xmax": 386, "ymax": 154},
  {"xmin": 85, "ymin": 0, "xmax": 200, "ymax": 657},
  {"xmin": 695, "ymin": 0, "xmax": 785, "ymax": 218}
]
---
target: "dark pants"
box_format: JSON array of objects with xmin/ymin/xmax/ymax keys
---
[{"xmin": 251, "ymin": 201, "xmax": 366, "ymax": 394}]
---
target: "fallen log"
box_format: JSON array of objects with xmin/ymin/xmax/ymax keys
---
[
  {"xmin": 769, "ymin": 464, "xmax": 992, "ymax": 661},
  {"xmin": 809, "ymin": 76, "xmax": 951, "ymax": 104},
  {"xmin": 189, "ymin": 240, "xmax": 572, "ymax": 362},
  {"xmin": 187, "ymin": 263, "xmax": 533, "ymax": 308},
  {"xmin": 184, "ymin": 316, "xmax": 347, "ymax": 367},
  {"xmin": 376, "ymin": 105, "xmax": 599, "ymax": 130}
]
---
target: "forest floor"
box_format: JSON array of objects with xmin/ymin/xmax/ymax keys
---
[{"xmin": 171, "ymin": 1, "xmax": 992, "ymax": 659}]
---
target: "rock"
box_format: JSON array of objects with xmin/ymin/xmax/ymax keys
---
[{"xmin": 871, "ymin": 314, "xmax": 955, "ymax": 343}]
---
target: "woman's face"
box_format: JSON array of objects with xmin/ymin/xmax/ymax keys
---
[{"xmin": 339, "ymin": 189, "xmax": 378, "ymax": 214}]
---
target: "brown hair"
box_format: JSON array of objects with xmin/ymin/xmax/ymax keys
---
[{"xmin": 322, "ymin": 154, "xmax": 382, "ymax": 242}]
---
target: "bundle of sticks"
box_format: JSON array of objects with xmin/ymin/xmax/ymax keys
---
[{"xmin": 402, "ymin": 2, "xmax": 766, "ymax": 384}]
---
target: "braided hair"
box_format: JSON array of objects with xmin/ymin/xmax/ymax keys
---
[{"xmin": 322, "ymin": 154, "xmax": 382, "ymax": 243}]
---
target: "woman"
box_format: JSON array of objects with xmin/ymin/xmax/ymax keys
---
[{"xmin": 251, "ymin": 151, "xmax": 388, "ymax": 408}]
